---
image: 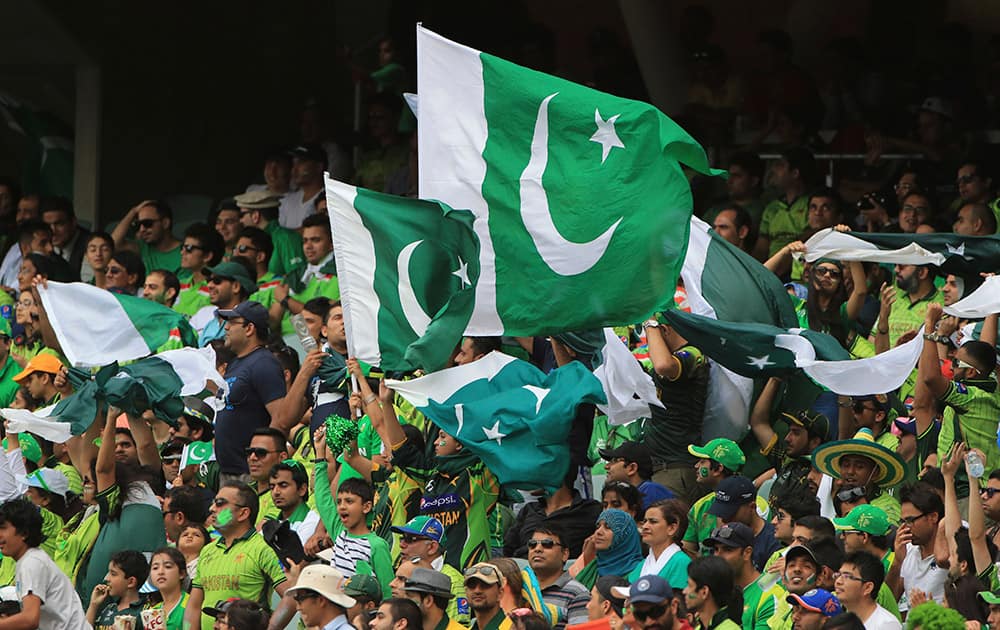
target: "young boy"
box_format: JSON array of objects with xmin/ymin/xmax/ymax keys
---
[
  {"xmin": 333, "ymin": 478, "xmax": 393, "ymax": 598},
  {"xmin": 0, "ymin": 498, "xmax": 89, "ymax": 629},
  {"xmin": 87, "ymin": 550, "xmax": 150, "ymax": 630}
]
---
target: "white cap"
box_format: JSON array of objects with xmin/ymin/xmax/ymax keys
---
[{"xmin": 18, "ymin": 468, "xmax": 70, "ymax": 498}]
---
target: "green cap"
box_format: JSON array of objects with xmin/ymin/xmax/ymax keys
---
[
  {"xmin": 205, "ymin": 262, "xmax": 257, "ymax": 295},
  {"xmin": 979, "ymin": 590, "xmax": 1000, "ymax": 605},
  {"xmin": 343, "ymin": 574, "xmax": 381, "ymax": 600},
  {"xmin": 0, "ymin": 317, "xmax": 11, "ymax": 337},
  {"xmin": 2, "ymin": 434, "xmax": 43, "ymax": 464},
  {"xmin": 833, "ymin": 504, "xmax": 890, "ymax": 536},
  {"xmin": 688, "ymin": 438, "xmax": 745, "ymax": 472}
]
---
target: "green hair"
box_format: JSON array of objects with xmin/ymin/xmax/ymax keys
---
[{"xmin": 905, "ymin": 601, "xmax": 966, "ymax": 630}]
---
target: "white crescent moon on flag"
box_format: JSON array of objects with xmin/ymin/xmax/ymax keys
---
[
  {"xmin": 397, "ymin": 240, "xmax": 432, "ymax": 336},
  {"xmin": 520, "ymin": 92, "xmax": 622, "ymax": 276}
]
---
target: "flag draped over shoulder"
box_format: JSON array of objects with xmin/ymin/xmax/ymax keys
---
[
  {"xmin": 417, "ymin": 25, "xmax": 722, "ymax": 336},
  {"xmin": 661, "ymin": 310, "xmax": 924, "ymax": 395},
  {"xmin": 325, "ymin": 177, "xmax": 480, "ymax": 372},
  {"xmin": 38, "ymin": 281, "xmax": 197, "ymax": 367},
  {"xmin": 386, "ymin": 352, "xmax": 606, "ymax": 490},
  {"xmin": 803, "ymin": 229, "xmax": 1000, "ymax": 277},
  {"xmin": 1, "ymin": 347, "xmax": 225, "ymax": 442}
]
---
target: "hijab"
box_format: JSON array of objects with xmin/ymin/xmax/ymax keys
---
[{"xmin": 595, "ymin": 508, "xmax": 643, "ymax": 577}]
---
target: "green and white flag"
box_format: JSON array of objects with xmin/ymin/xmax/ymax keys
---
[
  {"xmin": 0, "ymin": 92, "xmax": 73, "ymax": 198},
  {"xmin": 417, "ymin": 25, "xmax": 722, "ymax": 336},
  {"xmin": 325, "ymin": 177, "xmax": 480, "ymax": 371},
  {"xmin": 386, "ymin": 351, "xmax": 606, "ymax": 490},
  {"xmin": 944, "ymin": 275, "xmax": 1000, "ymax": 319},
  {"xmin": 662, "ymin": 310, "xmax": 924, "ymax": 395},
  {"xmin": 181, "ymin": 441, "xmax": 215, "ymax": 468},
  {"xmin": 38, "ymin": 281, "xmax": 197, "ymax": 367},
  {"xmin": 802, "ymin": 229, "xmax": 1000, "ymax": 277}
]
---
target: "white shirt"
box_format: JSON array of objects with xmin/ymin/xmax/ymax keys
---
[
  {"xmin": 898, "ymin": 543, "xmax": 947, "ymax": 611},
  {"xmin": 862, "ymin": 603, "xmax": 902, "ymax": 629},
  {"xmin": 278, "ymin": 189, "xmax": 321, "ymax": 229},
  {"xmin": 638, "ymin": 544, "xmax": 681, "ymax": 578},
  {"xmin": 0, "ymin": 244, "xmax": 22, "ymax": 289},
  {"xmin": 301, "ymin": 252, "xmax": 334, "ymax": 284},
  {"xmin": 16, "ymin": 548, "xmax": 91, "ymax": 630}
]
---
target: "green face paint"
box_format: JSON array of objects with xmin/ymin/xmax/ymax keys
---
[{"xmin": 216, "ymin": 507, "xmax": 234, "ymax": 527}]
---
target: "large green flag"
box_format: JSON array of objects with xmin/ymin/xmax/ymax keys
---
[
  {"xmin": 386, "ymin": 352, "xmax": 606, "ymax": 491},
  {"xmin": 417, "ymin": 26, "xmax": 722, "ymax": 336},
  {"xmin": 325, "ymin": 177, "xmax": 480, "ymax": 372}
]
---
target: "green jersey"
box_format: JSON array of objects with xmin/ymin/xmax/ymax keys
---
[
  {"xmin": 872, "ymin": 287, "xmax": 944, "ymax": 347},
  {"xmin": 588, "ymin": 414, "xmax": 644, "ymax": 474},
  {"xmin": 143, "ymin": 591, "xmax": 189, "ymax": 630},
  {"xmin": 0, "ymin": 356, "xmax": 18, "ymax": 408},
  {"xmin": 281, "ymin": 257, "xmax": 339, "ymax": 336},
  {"xmin": 684, "ymin": 491, "xmax": 771, "ymax": 553},
  {"xmin": 940, "ymin": 378, "xmax": 1000, "ymax": 486},
  {"xmin": 39, "ymin": 507, "xmax": 63, "ymax": 559},
  {"xmin": 741, "ymin": 575, "xmax": 776, "ymax": 630},
  {"xmin": 249, "ymin": 272, "xmax": 282, "ymax": 310},
  {"xmin": 94, "ymin": 597, "xmax": 146, "ymax": 630},
  {"xmin": 760, "ymin": 195, "xmax": 809, "ymax": 258},
  {"xmin": 265, "ymin": 221, "xmax": 304, "ymax": 277},
  {"xmin": 139, "ymin": 241, "xmax": 182, "ymax": 274},
  {"xmin": 192, "ymin": 528, "xmax": 286, "ymax": 630},
  {"xmin": 174, "ymin": 278, "xmax": 211, "ymax": 317}
]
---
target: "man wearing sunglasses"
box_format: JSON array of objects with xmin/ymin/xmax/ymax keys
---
[
  {"xmin": 463, "ymin": 563, "xmax": 505, "ymax": 630},
  {"xmin": 285, "ymin": 564, "xmax": 357, "ymax": 630},
  {"xmin": 526, "ymin": 526, "xmax": 589, "ymax": 629},
  {"xmin": 174, "ymin": 223, "xmax": 225, "ymax": 317},
  {"xmin": 236, "ymin": 191, "xmax": 303, "ymax": 277},
  {"xmin": 391, "ymin": 516, "xmax": 468, "ymax": 626},
  {"xmin": 111, "ymin": 199, "xmax": 182, "ymax": 275},
  {"xmin": 612, "ymin": 575, "xmax": 683, "ymax": 630},
  {"xmin": 245, "ymin": 427, "xmax": 289, "ymax": 526},
  {"xmin": 235, "ymin": 227, "xmax": 285, "ymax": 311}
]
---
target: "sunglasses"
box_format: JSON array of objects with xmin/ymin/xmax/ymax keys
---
[
  {"xmin": 982, "ymin": 488, "xmax": 1000, "ymax": 499},
  {"xmin": 955, "ymin": 359, "xmax": 976, "ymax": 370},
  {"xmin": 464, "ymin": 565, "xmax": 501, "ymax": 583},
  {"xmin": 236, "ymin": 244, "xmax": 259, "ymax": 254},
  {"xmin": 292, "ymin": 590, "xmax": 319, "ymax": 603},
  {"xmin": 132, "ymin": 218, "xmax": 158, "ymax": 230},
  {"xmin": 852, "ymin": 401, "xmax": 877, "ymax": 413},
  {"xmin": 813, "ymin": 266, "xmax": 842, "ymax": 278},
  {"xmin": 632, "ymin": 605, "xmax": 667, "ymax": 621},
  {"xmin": 208, "ymin": 276, "xmax": 230, "ymax": 285},
  {"xmin": 836, "ymin": 486, "xmax": 867, "ymax": 502},
  {"xmin": 106, "ymin": 266, "xmax": 126, "ymax": 276},
  {"xmin": 710, "ymin": 525, "xmax": 739, "ymax": 539},
  {"xmin": 527, "ymin": 539, "xmax": 562, "ymax": 550},
  {"xmin": 401, "ymin": 534, "xmax": 430, "ymax": 544},
  {"xmin": 244, "ymin": 447, "xmax": 277, "ymax": 458},
  {"xmin": 182, "ymin": 243, "xmax": 205, "ymax": 253},
  {"xmin": 212, "ymin": 497, "xmax": 247, "ymax": 508}
]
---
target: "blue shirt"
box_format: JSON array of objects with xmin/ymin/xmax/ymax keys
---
[
  {"xmin": 638, "ymin": 480, "xmax": 675, "ymax": 511},
  {"xmin": 198, "ymin": 315, "xmax": 225, "ymax": 347},
  {"xmin": 323, "ymin": 615, "xmax": 355, "ymax": 630}
]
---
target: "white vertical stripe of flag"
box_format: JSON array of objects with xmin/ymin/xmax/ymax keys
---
[
  {"xmin": 944, "ymin": 275, "xmax": 1000, "ymax": 319},
  {"xmin": 595, "ymin": 328, "xmax": 662, "ymax": 426},
  {"xmin": 156, "ymin": 346, "xmax": 228, "ymax": 396},
  {"xmin": 325, "ymin": 175, "xmax": 382, "ymax": 365}
]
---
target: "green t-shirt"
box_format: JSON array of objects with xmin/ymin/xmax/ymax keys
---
[
  {"xmin": 139, "ymin": 241, "xmax": 182, "ymax": 275},
  {"xmin": 249, "ymin": 271, "xmax": 282, "ymax": 310},
  {"xmin": 626, "ymin": 549, "xmax": 690, "ymax": 590},
  {"xmin": 143, "ymin": 591, "xmax": 189, "ymax": 630},
  {"xmin": 760, "ymin": 195, "xmax": 809, "ymax": 257},
  {"xmin": 39, "ymin": 506, "xmax": 63, "ymax": 559},
  {"xmin": 0, "ymin": 356, "xmax": 18, "ymax": 409},
  {"xmin": 872, "ymin": 287, "xmax": 944, "ymax": 348},
  {"xmin": 684, "ymin": 491, "xmax": 771, "ymax": 553},
  {"xmin": 741, "ymin": 575, "xmax": 776, "ymax": 630},
  {"xmin": 174, "ymin": 279, "xmax": 211, "ymax": 317},
  {"xmin": 871, "ymin": 492, "xmax": 901, "ymax": 526},
  {"xmin": 281, "ymin": 259, "xmax": 339, "ymax": 336},
  {"xmin": 94, "ymin": 597, "xmax": 146, "ymax": 630},
  {"xmin": 192, "ymin": 528, "xmax": 287, "ymax": 630},
  {"xmin": 588, "ymin": 414, "xmax": 644, "ymax": 474},
  {"xmin": 940, "ymin": 379, "xmax": 1000, "ymax": 481},
  {"xmin": 265, "ymin": 221, "xmax": 304, "ymax": 277}
]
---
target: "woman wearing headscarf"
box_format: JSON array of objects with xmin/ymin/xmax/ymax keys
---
[{"xmin": 568, "ymin": 509, "xmax": 643, "ymax": 589}]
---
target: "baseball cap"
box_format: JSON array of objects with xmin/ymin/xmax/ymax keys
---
[
  {"xmin": 688, "ymin": 438, "xmax": 745, "ymax": 472},
  {"xmin": 405, "ymin": 568, "xmax": 454, "ymax": 599},
  {"xmin": 217, "ymin": 301, "xmax": 269, "ymax": 335},
  {"xmin": 391, "ymin": 515, "xmax": 446, "ymax": 544},
  {"xmin": 2, "ymin": 434, "xmax": 42, "ymax": 465},
  {"xmin": 594, "ymin": 576, "xmax": 628, "ymax": 617},
  {"xmin": 464, "ymin": 563, "xmax": 502, "ymax": 586},
  {"xmin": 706, "ymin": 522, "xmax": 754, "ymax": 549},
  {"xmin": 833, "ymin": 504, "xmax": 890, "ymax": 536},
  {"xmin": 13, "ymin": 353, "xmax": 63, "ymax": 383},
  {"xmin": 786, "ymin": 589, "xmax": 842, "ymax": 617},
  {"xmin": 181, "ymin": 395, "xmax": 215, "ymax": 441},
  {"xmin": 707, "ymin": 475, "xmax": 756, "ymax": 520},
  {"xmin": 343, "ymin": 574, "xmax": 382, "ymax": 601},
  {"xmin": 289, "ymin": 143, "xmax": 327, "ymax": 164},
  {"xmin": 234, "ymin": 190, "xmax": 282, "ymax": 210},
  {"xmin": 286, "ymin": 565, "xmax": 357, "ymax": 608},
  {"xmin": 206, "ymin": 262, "xmax": 257, "ymax": 295},
  {"xmin": 17, "ymin": 468, "xmax": 70, "ymax": 498},
  {"xmin": 611, "ymin": 575, "xmax": 673, "ymax": 605},
  {"xmin": 979, "ymin": 589, "xmax": 1000, "ymax": 605},
  {"xmin": 203, "ymin": 598, "xmax": 240, "ymax": 618},
  {"xmin": 781, "ymin": 409, "xmax": 830, "ymax": 440},
  {"xmin": 920, "ymin": 96, "xmax": 954, "ymax": 120},
  {"xmin": 598, "ymin": 441, "xmax": 653, "ymax": 478}
]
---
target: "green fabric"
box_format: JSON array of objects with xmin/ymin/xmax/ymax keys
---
[
  {"xmin": 192, "ymin": 529, "xmax": 287, "ymax": 630},
  {"xmin": 312, "ymin": 462, "xmax": 345, "ymax": 541},
  {"xmin": 143, "ymin": 591, "xmax": 189, "ymax": 630},
  {"xmin": 871, "ymin": 492, "xmax": 901, "ymax": 526},
  {"xmin": 588, "ymin": 414, "xmax": 643, "ymax": 472},
  {"xmin": 0, "ymin": 356, "xmax": 18, "ymax": 408},
  {"xmin": 684, "ymin": 492, "xmax": 772, "ymax": 554},
  {"xmin": 54, "ymin": 509, "xmax": 100, "ymax": 584},
  {"xmin": 50, "ymin": 459, "xmax": 84, "ymax": 497},
  {"xmin": 139, "ymin": 241, "xmax": 182, "ymax": 274},
  {"xmin": 280, "ymin": 259, "xmax": 339, "ymax": 336},
  {"xmin": 173, "ymin": 279, "xmax": 210, "ymax": 317},
  {"xmin": 939, "ymin": 379, "xmax": 1000, "ymax": 487},
  {"xmin": 760, "ymin": 195, "xmax": 809, "ymax": 257},
  {"xmin": 877, "ymin": 582, "xmax": 901, "ymax": 621},
  {"xmin": 0, "ymin": 555, "xmax": 14, "ymax": 586},
  {"xmin": 264, "ymin": 221, "xmax": 303, "ymax": 277},
  {"xmin": 626, "ymin": 550, "xmax": 690, "ymax": 590},
  {"xmin": 575, "ymin": 558, "xmax": 598, "ymax": 590},
  {"xmin": 39, "ymin": 506, "xmax": 63, "ymax": 559},
  {"xmin": 342, "ymin": 531, "xmax": 394, "ymax": 598},
  {"xmin": 741, "ymin": 576, "xmax": 776, "ymax": 630},
  {"xmin": 94, "ymin": 597, "xmax": 145, "ymax": 630},
  {"xmin": 249, "ymin": 271, "xmax": 281, "ymax": 310}
]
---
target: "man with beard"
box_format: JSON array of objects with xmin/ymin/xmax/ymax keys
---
[
  {"xmin": 705, "ymin": 523, "xmax": 775, "ymax": 630},
  {"xmin": 785, "ymin": 589, "xmax": 842, "ymax": 630},
  {"xmin": 873, "ymin": 263, "xmax": 942, "ymax": 352},
  {"xmin": 812, "ymin": 429, "xmax": 906, "ymax": 526},
  {"xmin": 463, "ymin": 563, "xmax": 505, "ymax": 630},
  {"xmin": 615, "ymin": 575, "xmax": 685, "ymax": 630}
]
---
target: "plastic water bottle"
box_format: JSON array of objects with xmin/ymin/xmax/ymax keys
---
[
  {"xmin": 966, "ymin": 450, "xmax": 985, "ymax": 479},
  {"xmin": 290, "ymin": 313, "xmax": 318, "ymax": 353}
]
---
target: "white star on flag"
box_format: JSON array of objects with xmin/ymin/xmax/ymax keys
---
[
  {"xmin": 747, "ymin": 355, "xmax": 775, "ymax": 370},
  {"xmin": 482, "ymin": 420, "xmax": 507, "ymax": 446},
  {"xmin": 946, "ymin": 242, "xmax": 967, "ymax": 258},
  {"xmin": 452, "ymin": 257, "xmax": 471, "ymax": 289},
  {"xmin": 590, "ymin": 108, "xmax": 625, "ymax": 164}
]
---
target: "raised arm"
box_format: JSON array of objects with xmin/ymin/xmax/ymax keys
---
[
  {"xmin": 917, "ymin": 303, "xmax": 949, "ymax": 399},
  {"xmin": 272, "ymin": 349, "xmax": 325, "ymax": 433},
  {"xmin": 95, "ymin": 407, "xmax": 118, "ymax": 492},
  {"xmin": 763, "ymin": 241, "xmax": 805, "ymax": 276},
  {"xmin": 749, "ymin": 378, "xmax": 782, "ymax": 452},
  {"xmin": 350, "ymin": 359, "xmax": 404, "ymax": 447},
  {"xmin": 844, "ymin": 261, "xmax": 867, "ymax": 322},
  {"xmin": 128, "ymin": 411, "xmax": 162, "ymax": 468},
  {"xmin": 110, "ymin": 201, "xmax": 149, "ymax": 250},
  {"xmin": 940, "ymin": 442, "xmax": 965, "ymax": 571},
  {"xmin": 965, "ymin": 447, "xmax": 993, "ymax": 575}
]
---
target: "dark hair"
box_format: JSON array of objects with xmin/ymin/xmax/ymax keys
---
[
  {"xmin": 384, "ymin": 598, "xmax": 422, "ymax": 630},
  {"xmin": 771, "ymin": 479, "xmax": 821, "ymax": 521},
  {"xmin": 843, "ymin": 551, "xmax": 884, "ymax": 600},
  {"xmin": 899, "ymin": 482, "xmax": 945, "ymax": 519},
  {"xmin": 301, "ymin": 213, "xmax": 332, "ymax": 238},
  {"xmin": 920, "ymin": 468, "xmax": 945, "ymax": 492},
  {"xmin": 86, "ymin": 231, "xmax": 114, "ymax": 250},
  {"xmin": 224, "ymin": 600, "xmax": 269, "ymax": 630},
  {"xmin": 0, "ymin": 176, "xmax": 21, "ymax": 202},
  {"xmin": 146, "ymin": 547, "xmax": 188, "ymax": 605},
  {"xmin": 149, "ymin": 269, "xmax": 180, "ymax": 305},
  {"xmin": 823, "ymin": 612, "xmax": 865, "ymax": 630},
  {"xmin": 184, "ymin": 222, "xmax": 226, "ymax": 267},
  {"xmin": 714, "ymin": 204, "xmax": 757, "ymax": 251},
  {"xmin": 794, "ymin": 515, "xmax": 836, "ymax": 542},
  {"xmin": 758, "ymin": 29, "xmax": 793, "ymax": 55},
  {"xmin": 17, "ymin": 220, "xmax": 50, "ymax": 247},
  {"xmin": 687, "ymin": 556, "xmax": 733, "ymax": 604},
  {"xmin": 808, "ymin": 187, "xmax": 843, "ymax": 216},
  {"xmin": 467, "ymin": 337, "xmax": 502, "ymax": 357},
  {"xmin": 0, "ymin": 498, "xmax": 44, "ymax": 548},
  {"xmin": 237, "ymin": 226, "xmax": 274, "ymax": 263},
  {"xmin": 728, "ymin": 151, "xmax": 765, "ymax": 184},
  {"xmin": 594, "ymin": 575, "xmax": 628, "ymax": 617},
  {"xmin": 181, "ymin": 522, "xmax": 211, "ymax": 547},
  {"xmin": 809, "ymin": 538, "xmax": 844, "ymax": 572},
  {"xmin": 268, "ymin": 343, "xmax": 300, "ymax": 381},
  {"xmin": 304, "ymin": 297, "xmax": 332, "ymax": 321},
  {"xmin": 39, "ymin": 196, "xmax": 75, "ymax": 219},
  {"xmin": 401, "ymin": 424, "xmax": 425, "ymax": 454},
  {"xmin": 962, "ymin": 341, "xmax": 997, "ymax": 375},
  {"xmin": 528, "ymin": 523, "xmax": 568, "ymax": 548},
  {"xmin": 269, "ymin": 460, "xmax": 309, "ymax": 500},
  {"xmin": 510, "ymin": 612, "xmax": 551, "ymax": 630},
  {"xmin": 250, "ymin": 427, "xmax": 287, "ymax": 454},
  {"xmin": 210, "ymin": 338, "xmax": 236, "ymax": 368},
  {"xmin": 145, "ymin": 200, "xmax": 173, "ymax": 222},
  {"xmin": 647, "ymin": 499, "xmax": 689, "ymax": 545},
  {"xmin": 602, "ymin": 481, "xmax": 643, "ymax": 516},
  {"xmin": 782, "ymin": 146, "xmax": 818, "ymax": 186},
  {"xmin": 338, "ymin": 477, "xmax": 375, "ymax": 504},
  {"xmin": 221, "ymin": 480, "xmax": 260, "ymax": 525},
  {"xmin": 110, "ymin": 549, "xmax": 150, "ymax": 584},
  {"xmin": 165, "ymin": 485, "xmax": 209, "ymax": 524},
  {"xmin": 806, "ymin": 262, "xmax": 849, "ymax": 347},
  {"xmin": 110, "ymin": 249, "xmax": 146, "ymax": 289}
]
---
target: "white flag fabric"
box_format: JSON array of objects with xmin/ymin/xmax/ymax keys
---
[
  {"xmin": 594, "ymin": 328, "xmax": 662, "ymax": 426},
  {"xmin": 775, "ymin": 332, "xmax": 924, "ymax": 395},
  {"xmin": 1, "ymin": 406, "xmax": 70, "ymax": 443},
  {"xmin": 802, "ymin": 229, "xmax": 948, "ymax": 265},
  {"xmin": 944, "ymin": 276, "xmax": 1000, "ymax": 319}
]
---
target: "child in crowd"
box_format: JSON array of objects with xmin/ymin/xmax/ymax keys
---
[
  {"xmin": 145, "ymin": 546, "xmax": 189, "ymax": 630},
  {"xmin": 87, "ymin": 550, "xmax": 149, "ymax": 630},
  {"xmin": 333, "ymin": 477, "xmax": 393, "ymax": 597},
  {"xmin": 177, "ymin": 523, "xmax": 210, "ymax": 587}
]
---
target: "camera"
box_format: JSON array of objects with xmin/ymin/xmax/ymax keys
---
[{"xmin": 856, "ymin": 193, "xmax": 887, "ymax": 211}]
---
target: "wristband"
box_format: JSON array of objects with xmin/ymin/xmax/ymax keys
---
[
  {"xmin": 643, "ymin": 319, "xmax": 660, "ymax": 329},
  {"xmin": 280, "ymin": 297, "xmax": 290, "ymax": 309},
  {"xmin": 363, "ymin": 394, "xmax": 377, "ymax": 404},
  {"xmin": 877, "ymin": 329, "xmax": 889, "ymax": 335},
  {"xmin": 311, "ymin": 458, "xmax": 327, "ymax": 464},
  {"xmin": 922, "ymin": 332, "xmax": 942, "ymax": 343}
]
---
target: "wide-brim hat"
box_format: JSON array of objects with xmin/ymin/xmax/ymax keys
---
[
  {"xmin": 811, "ymin": 428, "xmax": 905, "ymax": 488},
  {"xmin": 286, "ymin": 565, "xmax": 356, "ymax": 609}
]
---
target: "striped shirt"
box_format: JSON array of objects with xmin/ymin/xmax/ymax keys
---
[
  {"xmin": 540, "ymin": 573, "xmax": 589, "ymax": 630},
  {"xmin": 331, "ymin": 530, "xmax": 393, "ymax": 598}
]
